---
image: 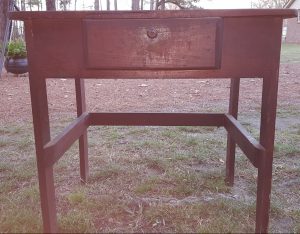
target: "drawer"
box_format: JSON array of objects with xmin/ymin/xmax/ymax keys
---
[{"xmin": 83, "ymin": 17, "xmax": 223, "ymax": 70}]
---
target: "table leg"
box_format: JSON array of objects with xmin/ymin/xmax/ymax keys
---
[
  {"xmin": 75, "ymin": 78, "xmax": 89, "ymax": 183},
  {"xmin": 29, "ymin": 77, "xmax": 58, "ymax": 233},
  {"xmin": 225, "ymin": 78, "xmax": 240, "ymax": 186},
  {"xmin": 255, "ymin": 74, "xmax": 279, "ymax": 233}
]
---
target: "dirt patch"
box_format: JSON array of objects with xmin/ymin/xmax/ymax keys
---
[{"xmin": 0, "ymin": 62, "xmax": 299, "ymax": 125}]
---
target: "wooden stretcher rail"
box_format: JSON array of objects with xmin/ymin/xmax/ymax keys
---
[
  {"xmin": 43, "ymin": 113, "xmax": 89, "ymax": 167},
  {"xmin": 224, "ymin": 114, "xmax": 265, "ymax": 168},
  {"xmin": 43, "ymin": 112, "xmax": 264, "ymax": 169},
  {"xmin": 89, "ymin": 112, "xmax": 225, "ymax": 126}
]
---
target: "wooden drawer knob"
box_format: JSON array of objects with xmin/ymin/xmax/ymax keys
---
[{"xmin": 147, "ymin": 29, "xmax": 158, "ymax": 39}]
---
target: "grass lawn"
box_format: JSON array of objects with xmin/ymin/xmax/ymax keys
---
[
  {"xmin": 281, "ymin": 43, "xmax": 300, "ymax": 63},
  {"xmin": 0, "ymin": 44, "xmax": 299, "ymax": 233}
]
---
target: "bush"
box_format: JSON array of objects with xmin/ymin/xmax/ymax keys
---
[{"xmin": 6, "ymin": 39, "xmax": 27, "ymax": 59}]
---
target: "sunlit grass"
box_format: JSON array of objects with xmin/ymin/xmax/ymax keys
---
[{"xmin": 280, "ymin": 43, "xmax": 300, "ymax": 63}]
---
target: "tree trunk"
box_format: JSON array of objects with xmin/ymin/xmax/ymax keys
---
[
  {"xmin": 132, "ymin": 0, "xmax": 139, "ymax": 10},
  {"xmin": 114, "ymin": 0, "xmax": 117, "ymax": 10},
  {"xmin": 106, "ymin": 0, "xmax": 110, "ymax": 10},
  {"xmin": 0, "ymin": 0, "xmax": 13, "ymax": 76},
  {"xmin": 46, "ymin": 0, "xmax": 57, "ymax": 11},
  {"xmin": 0, "ymin": 0, "xmax": 10, "ymax": 47},
  {"xmin": 62, "ymin": 0, "xmax": 71, "ymax": 10},
  {"xmin": 253, "ymin": 0, "xmax": 289, "ymax": 8},
  {"xmin": 141, "ymin": 0, "xmax": 143, "ymax": 10},
  {"xmin": 156, "ymin": 0, "xmax": 165, "ymax": 10},
  {"xmin": 94, "ymin": 0, "xmax": 100, "ymax": 10},
  {"xmin": 150, "ymin": 0, "xmax": 154, "ymax": 10},
  {"xmin": 21, "ymin": 0, "xmax": 26, "ymax": 11},
  {"xmin": 161, "ymin": 0, "xmax": 165, "ymax": 10}
]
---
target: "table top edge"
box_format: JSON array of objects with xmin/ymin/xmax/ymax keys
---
[{"xmin": 9, "ymin": 9, "xmax": 298, "ymax": 20}]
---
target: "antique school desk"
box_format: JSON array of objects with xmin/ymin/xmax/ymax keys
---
[{"xmin": 10, "ymin": 9, "xmax": 297, "ymax": 233}]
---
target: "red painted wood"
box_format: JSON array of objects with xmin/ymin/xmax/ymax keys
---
[
  {"xmin": 84, "ymin": 17, "xmax": 222, "ymax": 70},
  {"xmin": 8, "ymin": 13, "xmax": 296, "ymax": 79},
  {"xmin": 256, "ymin": 18, "xmax": 283, "ymax": 232},
  {"xmin": 9, "ymin": 9, "xmax": 297, "ymax": 20},
  {"xmin": 89, "ymin": 113, "xmax": 225, "ymax": 126},
  {"xmin": 43, "ymin": 113, "xmax": 89, "ymax": 167},
  {"xmin": 75, "ymin": 79, "xmax": 89, "ymax": 183},
  {"xmin": 24, "ymin": 20, "xmax": 58, "ymax": 233},
  {"xmin": 225, "ymin": 78, "xmax": 240, "ymax": 186},
  {"xmin": 224, "ymin": 114, "xmax": 265, "ymax": 168}
]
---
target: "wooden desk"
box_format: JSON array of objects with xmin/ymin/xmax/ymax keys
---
[{"xmin": 10, "ymin": 9, "xmax": 297, "ymax": 233}]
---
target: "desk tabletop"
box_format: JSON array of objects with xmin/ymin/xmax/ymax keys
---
[
  {"xmin": 9, "ymin": 9, "xmax": 297, "ymax": 20},
  {"xmin": 11, "ymin": 9, "xmax": 297, "ymax": 79}
]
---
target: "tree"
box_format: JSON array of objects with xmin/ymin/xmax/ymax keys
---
[
  {"xmin": 107, "ymin": 0, "xmax": 110, "ymax": 10},
  {"xmin": 114, "ymin": 0, "xmax": 117, "ymax": 10},
  {"xmin": 150, "ymin": 0, "xmax": 155, "ymax": 10},
  {"xmin": 94, "ymin": 0, "xmax": 100, "ymax": 10},
  {"xmin": 0, "ymin": 0, "xmax": 10, "ymax": 42},
  {"xmin": 27, "ymin": 0, "xmax": 42, "ymax": 11},
  {"xmin": 132, "ymin": 0, "xmax": 139, "ymax": 10},
  {"xmin": 156, "ymin": 0, "xmax": 201, "ymax": 10},
  {"xmin": 59, "ymin": 0, "xmax": 71, "ymax": 10},
  {"xmin": 0, "ymin": 0, "xmax": 13, "ymax": 76},
  {"xmin": 252, "ymin": 0, "xmax": 289, "ymax": 8},
  {"xmin": 13, "ymin": 0, "xmax": 27, "ymax": 11},
  {"xmin": 46, "ymin": 0, "xmax": 56, "ymax": 10},
  {"xmin": 156, "ymin": 0, "xmax": 165, "ymax": 9}
]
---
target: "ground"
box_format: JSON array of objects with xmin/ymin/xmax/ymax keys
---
[{"xmin": 0, "ymin": 44, "xmax": 299, "ymax": 232}]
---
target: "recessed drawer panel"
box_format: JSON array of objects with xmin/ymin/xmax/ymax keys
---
[{"xmin": 83, "ymin": 17, "xmax": 223, "ymax": 70}]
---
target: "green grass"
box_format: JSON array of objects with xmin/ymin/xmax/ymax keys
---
[
  {"xmin": 274, "ymin": 130, "xmax": 300, "ymax": 157},
  {"xmin": 67, "ymin": 191, "xmax": 86, "ymax": 205},
  {"xmin": 59, "ymin": 210, "xmax": 96, "ymax": 233},
  {"xmin": 135, "ymin": 179, "xmax": 157, "ymax": 194},
  {"xmin": 202, "ymin": 172, "xmax": 230, "ymax": 193},
  {"xmin": 0, "ymin": 163, "xmax": 11, "ymax": 172},
  {"xmin": 165, "ymin": 169, "xmax": 204, "ymax": 197},
  {"xmin": 281, "ymin": 43, "xmax": 300, "ymax": 63},
  {"xmin": 0, "ymin": 208, "xmax": 42, "ymax": 233},
  {"xmin": 0, "ymin": 121, "xmax": 298, "ymax": 232},
  {"xmin": 0, "ymin": 137, "xmax": 10, "ymax": 147},
  {"xmin": 0, "ymin": 185, "xmax": 42, "ymax": 233},
  {"xmin": 89, "ymin": 164, "xmax": 122, "ymax": 182},
  {"xmin": 0, "ymin": 125, "xmax": 22, "ymax": 135},
  {"xmin": 291, "ymin": 210, "xmax": 300, "ymax": 233},
  {"xmin": 143, "ymin": 199, "xmax": 255, "ymax": 233},
  {"xmin": 145, "ymin": 157, "xmax": 167, "ymax": 173},
  {"xmin": 1, "ymin": 111, "xmax": 299, "ymax": 233}
]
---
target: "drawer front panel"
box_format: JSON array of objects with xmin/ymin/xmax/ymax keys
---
[{"xmin": 83, "ymin": 17, "xmax": 223, "ymax": 70}]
